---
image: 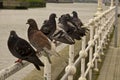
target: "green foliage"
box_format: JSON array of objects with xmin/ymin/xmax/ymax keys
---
[
  {"xmin": 25, "ymin": 0, "xmax": 46, "ymax": 7},
  {"xmin": 23, "ymin": 0, "xmax": 45, "ymax": 2}
]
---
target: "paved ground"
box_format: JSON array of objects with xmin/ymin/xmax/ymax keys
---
[
  {"xmin": 0, "ymin": 3, "xmax": 112, "ymax": 80},
  {"xmin": 97, "ymin": 17, "xmax": 120, "ymax": 80}
]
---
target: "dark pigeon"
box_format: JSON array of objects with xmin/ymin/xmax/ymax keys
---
[
  {"xmin": 71, "ymin": 11, "xmax": 89, "ymax": 36},
  {"xmin": 40, "ymin": 13, "xmax": 57, "ymax": 41},
  {"xmin": 71, "ymin": 11, "xmax": 83, "ymax": 28},
  {"xmin": 7, "ymin": 30, "xmax": 44, "ymax": 70},
  {"xmin": 40, "ymin": 13, "xmax": 75, "ymax": 45},
  {"xmin": 59, "ymin": 13, "xmax": 88, "ymax": 40},
  {"xmin": 26, "ymin": 18, "xmax": 59, "ymax": 64}
]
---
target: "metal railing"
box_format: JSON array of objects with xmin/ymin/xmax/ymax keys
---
[{"xmin": 61, "ymin": 5, "xmax": 116, "ymax": 80}]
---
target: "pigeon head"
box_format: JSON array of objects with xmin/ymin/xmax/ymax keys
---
[
  {"xmin": 49, "ymin": 13, "xmax": 57, "ymax": 19},
  {"xmin": 26, "ymin": 19, "xmax": 38, "ymax": 30},
  {"xmin": 10, "ymin": 30, "xmax": 17, "ymax": 38},
  {"xmin": 26, "ymin": 19, "xmax": 36, "ymax": 25},
  {"xmin": 65, "ymin": 14, "xmax": 71, "ymax": 20},
  {"xmin": 59, "ymin": 15, "xmax": 68, "ymax": 24},
  {"xmin": 8, "ymin": 30, "xmax": 19, "ymax": 44},
  {"xmin": 72, "ymin": 11, "xmax": 78, "ymax": 17}
]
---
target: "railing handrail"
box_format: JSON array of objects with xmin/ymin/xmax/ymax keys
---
[{"xmin": 0, "ymin": 43, "xmax": 67, "ymax": 80}]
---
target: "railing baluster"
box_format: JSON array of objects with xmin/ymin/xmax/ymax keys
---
[
  {"xmin": 94, "ymin": 18, "xmax": 99, "ymax": 72},
  {"xmin": 81, "ymin": 36, "xmax": 87, "ymax": 77},
  {"xmin": 68, "ymin": 45, "xmax": 75, "ymax": 80},
  {"xmin": 64, "ymin": 45, "xmax": 76, "ymax": 80},
  {"xmin": 110, "ymin": 0, "xmax": 114, "ymax": 8},
  {"xmin": 44, "ymin": 57, "xmax": 51, "ymax": 80},
  {"xmin": 88, "ymin": 19, "xmax": 94, "ymax": 80}
]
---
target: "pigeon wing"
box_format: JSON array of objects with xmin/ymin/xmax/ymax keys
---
[
  {"xmin": 40, "ymin": 20, "xmax": 51, "ymax": 34},
  {"xmin": 29, "ymin": 30, "xmax": 51, "ymax": 51}
]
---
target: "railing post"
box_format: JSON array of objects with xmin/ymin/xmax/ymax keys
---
[
  {"xmin": 114, "ymin": 0, "xmax": 118, "ymax": 47},
  {"xmin": 110, "ymin": 0, "xmax": 114, "ymax": 8},
  {"xmin": 88, "ymin": 19, "xmax": 95, "ymax": 80},
  {"xmin": 68, "ymin": 45, "xmax": 74, "ymax": 80},
  {"xmin": 0, "ymin": 62, "xmax": 29, "ymax": 80},
  {"xmin": 95, "ymin": 0, "xmax": 103, "ymax": 16},
  {"xmin": 97, "ymin": 18, "xmax": 103, "ymax": 62},
  {"xmin": 44, "ymin": 57, "xmax": 51, "ymax": 80},
  {"xmin": 81, "ymin": 36, "xmax": 87, "ymax": 77},
  {"xmin": 94, "ymin": 18, "xmax": 99, "ymax": 72},
  {"xmin": 78, "ymin": 36, "xmax": 87, "ymax": 80},
  {"xmin": 65, "ymin": 45, "xmax": 76, "ymax": 80}
]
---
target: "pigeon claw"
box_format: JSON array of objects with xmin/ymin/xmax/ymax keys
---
[{"xmin": 15, "ymin": 59, "xmax": 23, "ymax": 64}]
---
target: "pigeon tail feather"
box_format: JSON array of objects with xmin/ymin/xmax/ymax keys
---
[
  {"xmin": 34, "ymin": 64, "xmax": 41, "ymax": 70},
  {"xmin": 43, "ymin": 47, "xmax": 60, "ymax": 57},
  {"xmin": 44, "ymin": 50, "xmax": 52, "ymax": 64}
]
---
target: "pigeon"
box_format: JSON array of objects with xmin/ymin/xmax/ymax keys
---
[
  {"xmin": 40, "ymin": 13, "xmax": 57, "ymax": 41},
  {"xmin": 59, "ymin": 13, "xmax": 88, "ymax": 40},
  {"xmin": 40, "ymin": 13, "xmax": 75, "ymax": 45},
  {"xmin": 71, "ymin": 11, "xmax": 83, "ymax": 28},
  {"xmin": 26, "ymin": 18, "xmax": 60, "ymax": 63},
  {"xmin": 71, "ymin": 11, "xmax": 89, "ymax": 36},
  {"xmin": 7, "ymin": 30, "xmax": 44, "ymax": 70},
  {"xmin": 52, "ymin": 29, "xmax": 75, "ymax": 44},
  {"xmin": 58, "ymin": 14, "xmax": 81, "ymax": 40}
]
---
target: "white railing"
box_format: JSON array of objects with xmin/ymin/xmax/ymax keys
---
[
  {"xmin": 0, "ymin": 0, "xmax": 117, "ymax": 80},
  {"xmin": 61, "ymin": 4, "xmax": 116, "ymax": 80}
]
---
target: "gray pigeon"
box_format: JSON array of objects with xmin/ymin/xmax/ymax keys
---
[
  {"xmin": 58, "ymin": 14, "xmax": 81, "ymax": 40},
  {"xmin": 7, "ymin": 30, "xmax": 44, "ymax": 70},
  {"xmin": 52, "ymin": 29, "xmax": 75, "ymax": 44}
]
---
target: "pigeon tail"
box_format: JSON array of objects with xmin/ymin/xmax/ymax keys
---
[
  {"xmin": 78, "ymin": 27, "xmax": 89, "ymax": 37},
  {"xmin": 46, "ymin": 52, "xmax": 52, "ymax": 64},
  {"xmin": 64, "ymin": 33, "xmax": 75, "ymax": 44},
  {"xmin": 25, "ymin": 55, "xmax": 44, "ymax": 67},
  {"xmin": 34, "ymin": 64, "xmax": 41, "ymax": 70},
  {"xmin": 42, "ymin": 50, "xmax": 52, "ymax": 64},
  {"xmin": 43, "ymin": 47, "xmax": 60, "ymax": 57},
  {"xmin": 36, "ymin": 58, "xmax": 44, "ymax": 67},
  {"xmin": 52, "ymin": 30, "xmax": 75, "ymax": 44},
  {"xmin": 41, "ymin": 48, "xmax": 52, "ymax": 64}
]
